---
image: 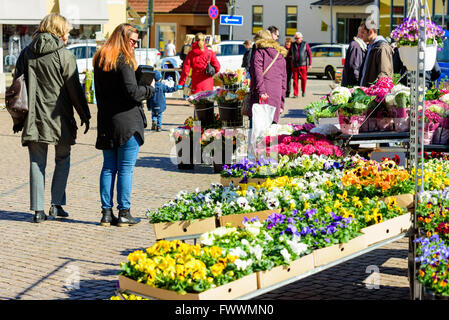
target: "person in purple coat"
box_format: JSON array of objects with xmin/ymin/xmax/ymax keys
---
[{"xmin": 249, "ymin": 30, "xmax": 287, "ymax": 124}]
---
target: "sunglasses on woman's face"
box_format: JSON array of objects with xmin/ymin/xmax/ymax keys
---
[{"xmin": 129, "ymin": 38, "xmax": 138, "ymax": 46}]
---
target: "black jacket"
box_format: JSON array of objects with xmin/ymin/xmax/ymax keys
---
[
  {"xmin": 241, "ymin": 47, "xmax": 252, "ymax": 73},
  {"xmin": 94, "ymin": 54, "xmax": 154, "ymax": 150},
  {"xmin": 288, "ymin": 42, "xmax": 311, "ymax": 67},
  {"xmin": 342, "ymin": 38, "xmax": 366, "ymax": 87}
]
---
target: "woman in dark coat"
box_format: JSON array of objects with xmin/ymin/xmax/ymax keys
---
[
  {"xmin": 93, "ymin": 23, "xmax": 155, "ymax": 227},
  {"xmin": 249, "ymin": 30, "xmax": 287, "ymax": 124},
  {"xmin": 13, "ymin": 13, "xmax": 91, "ymax": 223}
]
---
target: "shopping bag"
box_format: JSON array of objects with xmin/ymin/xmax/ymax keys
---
[{"xmin": 248, "ymin": 99, "xmax": 276, "ymax": 159}]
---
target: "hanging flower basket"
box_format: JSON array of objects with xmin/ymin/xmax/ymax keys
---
[{"xmin": 398, "ymin": 44, "xmax": 437, "ymax": 71}]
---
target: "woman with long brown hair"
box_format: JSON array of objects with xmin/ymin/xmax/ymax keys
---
[
  {"xmin": 178, "ymin": 33, "xmax": 220, "ymax": 94},
  {"xmin": 93, "ymin": 23, "xmax": 155, "ymax": 227}
]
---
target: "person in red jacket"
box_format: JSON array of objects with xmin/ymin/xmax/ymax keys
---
[{"xmin": 178, "ymin": 33, "xmax": 221, "ymax": 94}]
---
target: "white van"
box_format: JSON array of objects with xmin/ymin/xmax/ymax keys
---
[
  {"xmin": 309, "ymin": 44, "xmax": 349, "ymax": 80},
  {"xmin": 215, "ymin": 41, "xmax": 246, "ymax": 72}
]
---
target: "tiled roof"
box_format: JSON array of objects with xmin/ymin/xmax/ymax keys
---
[
  {"xmin": 128, "ymin": 0, "xmax": 227, "ymax": 14},
  {"xmin": 311, "ymin": 0, "xmax": 374, "ymax": 5}
]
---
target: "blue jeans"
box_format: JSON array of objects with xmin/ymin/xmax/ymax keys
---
[
  {"xmin": 152, "ymin": 111, "xmax": 162, "ymax": 127},
  {"xmin": 100, "ymin": 134, "xmax": 142, "ymax": 210}
]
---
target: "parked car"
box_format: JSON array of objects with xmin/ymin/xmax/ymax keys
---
[
  {"xmin": 134, "ymin": 48, "xmax": 162, "ymax": 68},
  {"xmin": 308, "ymin": 44, "xmax": 349, "ymax": 80},
  {"xmin": 67, "ymin": 43, "xmax": 97, "ymax": 77},
  {"xmin": 215, "ymin": 40, "xmax": 246, "ymax": 72}
]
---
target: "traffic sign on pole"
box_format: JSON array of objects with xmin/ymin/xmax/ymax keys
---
[
  {"xmin": 219, "ymin": 15, "xmax": 243, "ymax": 26},
  {"xmin": 208, "ymin": 5, "xmax": 219, "ymax": 20}
]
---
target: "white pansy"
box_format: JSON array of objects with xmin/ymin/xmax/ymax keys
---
[
  {"xmin": 241, "ymin": 239, "xmax": 250, "ymax": 246},
  {"xmin": 235, "ymin": 258, "xmax": 253, "ymax": 270},
  {"xmin": 249, "ymin": 245, "xmax": 264, "ymax": 261},
  {"xmin": 287, "ymin": 240, "xmax": 308, "ymax": 256},
  {"xmin": 280, "ymin": 248, "xmax": 291, "ymax": 264},
  {"xmin": 229, "ymin": 247, "xmax": 248, "ymax": 258},
  {"xmin": 243, "ymin": 220, "xmax": 263, "ymax": 237}
]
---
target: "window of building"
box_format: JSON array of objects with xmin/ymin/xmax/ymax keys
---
[
  {"xmin": 252, "ymin": 6, "xmax": 263, "ymax": 35},
  {"xmin": 156, "ymin": 23, "xmax": 176, "ymax": 53},
  {"xmin": 68, "ymin": 25, "xmax": 102, "ymax": 44},
  {"xmin": 285, "ymin": 6, "xmax": 298, "ymax": 36}
]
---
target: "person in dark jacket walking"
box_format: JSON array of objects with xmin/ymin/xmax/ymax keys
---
[
  {"xmin": 147, "ymin": 70, "xmax": 182, "ymax": 131},
  {"xmin": 342, "ymin": 26, "xmax": 367, "ymax": 87},
  {"xmin": 288, "ymin": 32, "xmax": 312, "ymax": 97},
  {"xmin": 93, "ymin": 23, "xmax": 155, "ymax": 227},
  {"xmin": 359, "ymin": 20, "xmax": 394, "ymax": 86},
  {"xmin": 13, "ymin": 13, "xmax": 91, "ymax": 223},
  {"xmin": 241, "ymin": 40, "xmax": 252, "ymax": 79},
  {"xmin": 284, "ymin": 37, "xmax": 293, "ymax": 97}
]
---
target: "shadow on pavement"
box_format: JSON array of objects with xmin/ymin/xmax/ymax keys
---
[
  {"xmin": 0, "ymin": 210, "xmax": 33, "ymax": 222},
  {"xmin": 65, "ymin": 279, "xmax": 117, "ymax": 300},
  {"xmin": 135, "ymin": 155, "xmax": 216, "ymax": 174},
  {"xmin": 282, "ymin": 109, "xmax": 308, "ymax": 119}
]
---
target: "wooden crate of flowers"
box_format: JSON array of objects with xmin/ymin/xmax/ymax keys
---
[
  {"xmin": 119, "ymin": 241, "xmax": 258, "ymax": 300},
  {"xmin": 218, "ymin": 209, "xmax": 281, "ymax": 228},
  {"xmin": 256, "ymin": 253, "xmax": 314, "ymax": 289},
  {"xmin": 151, "ymin": 217, "xmax": 218, "ymax": 240},
  {"xmin": 312, "ymin": 235, "xmax": 368, "ymax": 267}
]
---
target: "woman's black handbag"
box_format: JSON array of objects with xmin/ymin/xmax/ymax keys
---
[{"xmin": 205, "ymin": 50, "xmax": 216, "ymax": 76}]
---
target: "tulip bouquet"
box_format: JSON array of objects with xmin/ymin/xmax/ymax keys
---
[
  {"xmin": 214, "ymin": 69, "xmax": 245, "ymax": 86},
  {"xmin": 119, "ymin": 240, "xmax": 246, "ymax": 294}
]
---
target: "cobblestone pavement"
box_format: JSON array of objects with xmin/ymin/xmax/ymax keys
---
[{"xmin": 0, "ymin": 78, "xmax": 410, "ymax": 300}]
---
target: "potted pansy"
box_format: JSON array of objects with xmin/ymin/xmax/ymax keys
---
[{"xmin": 391, "ymin": 18, "xmax": 445, "ymax": 71}]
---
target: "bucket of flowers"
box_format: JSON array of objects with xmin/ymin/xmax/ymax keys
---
[
  {"xmin": 187, "ymin": 90, "xmax": 217, "ymax": 127},
  {"xmin": 214, "ymin": 69, "xmax": 245, "ymax": 91},
  {"xmin": 391, "ymin": 18, "xmax": 444, "ymax": 71},
  {"xmin": 363, "ymin": 77, "xmax": 395, "ymax": 132},
  {"xmin": 216, "ymin": 88, "xmax": 243, "ymax": 124}
]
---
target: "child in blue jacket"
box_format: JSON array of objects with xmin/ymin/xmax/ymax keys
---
[{"xmin": 147, "ymin": 71, "xmax": 182, "ymax": 131}]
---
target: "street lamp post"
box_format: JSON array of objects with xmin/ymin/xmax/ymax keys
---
[
  {"xmin": 146, "ymin": 0, "xmax": 154, "ymax": 64},
  {"xmin": 330, "ymin": 0, "xmax": 333, "ymax": 44}
]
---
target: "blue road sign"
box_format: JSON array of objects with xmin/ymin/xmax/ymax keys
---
[{"xmin": 219, "ymin": 15, "xmax": 243, "ymax": 26}]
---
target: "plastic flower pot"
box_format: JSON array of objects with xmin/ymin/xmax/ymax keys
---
[
  {"xmin": 338, "ymin": 114, "xmax": 366, "ymax": 135},
  {"xmin": 432, "ymin": 118, "xmax": 449, "ymax": 144},
  {"xmin": 398, "ymin": 44, "xmax": 437, "ymax": 71},
  {"xmin": 420, "ymin": 122, "xmax": 439, "ymax": 145},
  {"xmin": 376, "ymin": 111, "xmax": 394, "ymax": 132},
  {"xmin": 390, "ymin": 107, "xmax": 410, "ymax": 132},
  {"xmin": 194, "ymin": 103, "xmax": 215, "ymax": 127},
  {"xmin": 421, "ymin": 285, "xmax": 449, "ymax": 300}
]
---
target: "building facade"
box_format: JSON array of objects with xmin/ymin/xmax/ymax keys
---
[
  {"xmin": 127, "ymin": 0, "xmax": 229, "ymax": 54},
  {"xmin": 0, "ymin": 0, "xmax": 126, "ymax": 75}
]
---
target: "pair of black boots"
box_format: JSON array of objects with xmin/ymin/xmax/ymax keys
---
[
  {"xmin": 100, "ymin": 208, "xmax": 140, "ymax": 227},
  {"xmin": 33, "ymin": 205, "xmax": 69, "ymax": 223}
]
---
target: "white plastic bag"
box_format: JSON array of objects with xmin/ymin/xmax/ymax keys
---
[{"xmin": 248, "ymin": 102, "xmax": 276, "ymax": 159}]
